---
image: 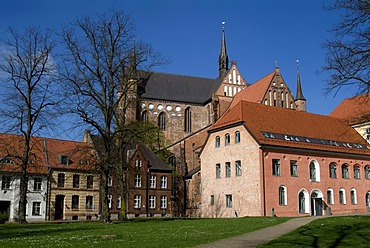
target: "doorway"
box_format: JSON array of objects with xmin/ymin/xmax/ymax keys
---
[
  {"xmin": 311, "ymin": 192, "xmax": 323, "ymax": 216},
  {"xmin": 55, "ymin": 195, "xmax": 65, "ymax": 220}
]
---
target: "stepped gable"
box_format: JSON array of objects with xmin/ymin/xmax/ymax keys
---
[
  {"xmin": 210, "ymin": 100, "xmax": 370, "ymax": 156},
  {"xmin": 138, "ymin": 71, "xmax": 223, "ymax": 104},
  {"xmin": 329, "ymin": 93, "xmax": 370, "ymax": 125}
]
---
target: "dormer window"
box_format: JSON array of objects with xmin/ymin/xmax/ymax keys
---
[
  {"xmin": 58, "ymin": 155, "xmax": 69, "ymax": 165},
  {"xmin": 0, "ymin": 157, "xmax": 15, "ymax": 164}
]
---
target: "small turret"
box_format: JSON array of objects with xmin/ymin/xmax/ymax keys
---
[{"xmin": 295, "ymin": 60, "xmax": 306, "ymax": 111}]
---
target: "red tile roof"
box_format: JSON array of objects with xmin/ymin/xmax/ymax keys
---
[
  {"xmin": 229, "ymin": 72, "xmax": 274, "ymax": 109},
  {"xmin": 210, "ymin": 101, "xmax": 370, "ymax": 156},
  {"xmin": 329, "ymin": 93, "xmax": 370, "ymax": 125},
  {"xmin": 0, "ymin": 133, "xmax": 96, "ymax": 174}
]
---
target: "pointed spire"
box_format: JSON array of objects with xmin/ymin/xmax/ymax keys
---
[
  {"xmin": 218, "ymin": 21, "xmax": 229, "ymax": 77},
  {"xmin": 295, "ymin": 60, "xmax": 306, "ymax": 101}
]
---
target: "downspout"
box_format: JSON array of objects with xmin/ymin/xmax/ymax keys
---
[{"xmin": 261, "ymin": 148, "xmax": 266, "ymax": 216}]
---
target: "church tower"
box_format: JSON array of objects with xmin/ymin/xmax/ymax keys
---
[
  {"xmin": 294, "ymin": 61, "xmax": 306, "ymax": 112},
  {"xmin": 218, "ymin": 23, "xmax": 229, "ymax": 77}
]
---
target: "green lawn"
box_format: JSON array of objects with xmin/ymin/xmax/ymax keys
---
[
  {"xmin": 0, "ymin": 217, "xmax": 288, "ymax": 247},
  {"xmin": 260, "ymin": 215, "xmax": 370, "ymax": 247}
]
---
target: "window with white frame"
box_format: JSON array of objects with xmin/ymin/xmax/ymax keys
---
[
  {"xmin": 310, "ymin": 162, "xmax": 316, "ymax": 181},
  {"xmin": 134, "ymin": 195, "xmax": 141, "ymax": 209},
  {"xmin": 135, "ymin": 159, "xmax": 142, "ymax": 169},
  {"xmin": 215, "ymin": 136, "xmax": 220, "ymax": 148},
  {"xmin": 235, "ymin": 160, "xmax": 242, "ymax": 176},
  {"xmin": 342, "ymin": 164, "xmax": 349, "ymax": 179},
  {"xmin": 351, "ymin": 189, "xmax": 357, "ymax": 204},
  {"xmin": 226, "ymin": 194, "xmax": 232, "ymax": 208},
  {"xmin": 160, "ymin": 176, "xmax": 167, "ymax": 188},
  {"xmin": 354, "ymin": 165, "xmax": 360, "ymax": 179},
  {"xmin": 32, "ymin": 202, "xmax": 41, "ymax": 216},
  {"xmin": 149, "ymin": 195, "xmax": 156, "ymax": 209},
  {"xmin": 225, "ymin": 133, "xmax": 230, "ymax": 146},
  {"xmin": 279, "ymin": 186, "xmax": 287, "ymax": 205},
  {"xmin": 135, "ymin": 174, "xmax": 142, "ymax": 188},
  {"xmin": 290, "ymin": 160, "xmax": 298, "ymax": 177},
  {"xmin": 33, "ymin": 177, "xmax": 42, "ymax": 191},
  {"xmin": 330, "ymin": 163, "xmax": 337, "ymax": 179},
  {"xmin": 235, "ymin": 131, "xmax": 240, "ymax": 143},
  {"xmin": 216, "ymin": 164, "xmax": 221, "ymax": 178},
  {"xmin": 107, "ymin": 175, "xmax": 113, "ymax": 186},
  {"xmin": 366, "ymin": 192, "xmax": 370, "ymax": 208},
  {"xmin": 160, "ymin": 195, "xmax": 167, "ymax": 209},
  {"xmin": 327, "ymin": 188, "xmax": 334, "ymax": 205},
  {"xmin": 366, "ymin": 165, "xmax": 370, "ymax": 179},
  {"xmin": 108, "ymin": 194, "xmax": 112, "ymax": 209},
  {"xmin": 86, "ymin": 196, "xmax": 93, "ymax": 209},
  {"xmin": 339, "ymin": 189, "xmax": 346, "ymax": 204},
  {"xmin": 117, "ymin": 197, "xmax": 121, "ymax": 209},
  {"xmin": 272, "ymin": 159, "xmax": 280, "ymax": 176},
  {"xmin": 150, "ymin": 175, "xmax": 156, "ymax": 188},
  {"xmin": 298, "ymin": 190, "xmax": 308, "ymax": 214},
  {"xmin": 225, "ymin": 162, "xmax": 231, "ymax": 177}
]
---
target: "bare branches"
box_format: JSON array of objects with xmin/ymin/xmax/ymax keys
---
[{"xmin": 323, "ymin": 0, "xmax": 370, "ymax": 96}]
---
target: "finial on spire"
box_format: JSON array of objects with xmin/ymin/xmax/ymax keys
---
[
  {"xmin": 222, "ymin": 21, "xmax": 225, "ymax": 30},
  {"xmin": 296, "ymin": 59, "xmax": 300, "ymax": 73},
  {"xmin": 275, "ymin": 60, "xmax": 279, "ymax": 68}
]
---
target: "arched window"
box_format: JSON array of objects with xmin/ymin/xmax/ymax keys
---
[
  {"xmin": 329, "ymin": 163, "xmax": 337, "ymax": 179},
  {"xmin": 141, "ymin": 111, "xmax": 148, "ymax": 123},
  {"xmin": 342, "ymin": 164, "xmax": 349, "ymax": 179},
  {"xmin": 184, "ymin": 107, "xmax": 192, "ymax": 132},
  {"xmin": 299, "ymin": 191, "xmax": 306, "ymax": 213},
  {"xmin": 354, "ymin": 165, "xmax": 360, "ymax": 179},
  {"xmin": 327, "ymin": 188, "xmax": 334, "ymax": 205},
  {"xmin": 339, "ymin": 188, "xmax": 346, "ymax": 204},
  {"xmin": 366, "ymin": 192, "xmax": 370, "ymax": 208},
  {"xmin": 279, "ymin": 186, "xmax": 287, "ymax": 206},
  {"xmin": 351, "ymin": 188, "xmax": 357, "ymax": 204},
  {"xmin": 309, "ymin": 160, "xmax": 320, "ymax": 182},
  {"xmin": 225, "ymin": 133, "xmax": 230, "ymax": 146},
  {"xmin": 224, "ymin": 85, "xmax": 228, "ymax": 96},
  {"xmin": 158, "ymin": 112, "xmax": 166, "ymax": 130},
  {"xmin": 365, "ymin": 165, "xmax": 370, "ymax": 179},
  {"xmin": 235, "ymin": 131, "xmax": 240, "ymax": 143},
  {"xmin": 215, "ymin": 136, "xmax": 220, "ymax": 148},
  {"xmin": 168, "ymin": 156, "xmax": 176, "ymax": 171}
]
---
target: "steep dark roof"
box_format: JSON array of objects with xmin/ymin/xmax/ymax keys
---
[
  {"xmin": 137, "ymin": 142, "xmax": 172, "ymax": 172},
  {"xmin": 139, "ymin": 72, "xmax": 223, "ymax": 104},
  {"xmin": 184, "ymin": 166, "xmax": 200, "ymax": 179}
]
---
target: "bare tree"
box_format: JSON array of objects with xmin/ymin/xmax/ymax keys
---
[
  {"xmin": 60, "ymin": 10, "xmax": 165, "ymax": 223},
  {"xmin": 0, "ymin": 26, "xmax": 58, "ymax": 223},
  {"xmin": 323, "ymin": 0, "xmax": 370, "ymax": 96}
]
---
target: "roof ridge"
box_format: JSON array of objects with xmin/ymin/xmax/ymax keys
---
[{"xmin": 151, "ymin": 71, "xmax": 216, "ymax": 81}]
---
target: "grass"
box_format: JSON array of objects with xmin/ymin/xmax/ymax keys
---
[
  {"xmin": 0, "ymin": 217, "xmax": 289, "ymax": 247},
  {"xmin": 260, "ymin": 215, "xmax": 370, "ymax": 247}
]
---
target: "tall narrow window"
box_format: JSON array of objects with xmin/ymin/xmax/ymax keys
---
[
  {"xmin": 290, "ymin": 160, "xmax": 298, "ymax": 177},
  {"xmin": 225, "ymin": 133, "xmax": 230, "ymax": 146},
  {"xmin": 73, "ymin": 174, "xmax": 80, "ymax": 188},
  {"xmin": 160, "ymin": 195, "xmax": 167, "ymax": 209},
  {"xmin": 310, "ymin": 162, "xmax": 316, "ymax": 181},
  {"xmin": 327, "ymin": 189, "xmax": 333, "ymax": 205},
  {"xmin": 216, "ymin": 164, "xmax": 221, "ymax": 178},
  {"xmin": 226, "ymin": 194, "xmax": 232, "ymax": 208},
  {"xmin": 210, "ymin": 195, "xmax": 215, "ymax": 206},
  {"xmin": 272, "ymin": 159, "xmax": 280, "ymax": 176},
  {"xmin": 86, "ymin": 196, "xmax": 93, "ymax": 209},
  {"xmin": 225, "ymin": 162, "xmax": 231, "ymax": 177},
  {"xmin": 72, "ymin": 195, "xmax": 79, "ymax": 209},
  {"xmin": 235, "ymin": 160, "xmax": 242, "ymax": 176},
  {"xmin": 107, "ymin": 175, "xmax": 113, "ymax": 186},
  {"xmin": 279, "ymin": 186, "xmax": 287, "ymax": 205},
  {"xmin": 299, "ymin": 192, "xmax": 305, "ymax": 213},
  {"xmin": 135, "ymin": 175, "xmax": 142, "ymax": 188},
  {"xmin": 354, "ymin": 165, "xmax": 360, "ymax": 179},
  {"xmin": 1, "ymin": 175, "xmax": 11, "ymax": 190},
  {"xmin": 160, "ymin": 176, "xmax": 167, "ymax": 188},
  {"xmin": 33, "ymin": 178, "xmax": 42, "ymax": 191},
  {"xmin": 339, "ymin": 189, "xmax": 346, "ymax": 204},
  {"xmin": 57, "ymin": 174, "xmax": 65, "ymax": 188},
  {"xmin": 32, "ymin": 202, "xmax": 41, "ymax": 216},
  {"xmin": 158, "ymin": 112, "xmax": 166, "ymax": 130},
  {"xmin": 330, "ymin": 163, "xmax": 337, "ymax": 179},
  {"xmin": 134, "ymin": 195, "xmax": 141, "ymax": 209},
  {"xmin": 184, "ymin": 107, "xmax": 192, "ymax": 132},
  {"xmin": 150, "ymin": 175, "xmax": 156, "ymax": 188},
  {"xmin": 149, "ymin": 195, "xmax": 156, "ymax": 209},
  {"xmin": 87, "ymin": 175, "xmax": 93, "ymax": 189},
  {"xmin": 215, "ymin": 136, "xmax": 220, "ymax": 148},
  {"xmin": 351, "ymin": 189, "xmax": 357, "ymax": 204},
  {"xmin": 365, "ymin": 165, "xmax": 370, "ymax": 179},
  {"xmin": 117, "ymin": 197, "xmax": 122, "ymax": 209},
  {"xmin": 342, "ymin": 164, "xmax": 349, "ymax": 179},
  {"xmin": 366, "ymin": 192, "xmax": 370, "ymax": 208},
  {"xmin": 135, "ymin": 159, "xmax": 142, "ymax": 169},
  {"xmin": 235, "ymin": 131, "xmax": 240, "ymax": 143},
  {"xmin": 142, "ymin": 110, "xmax": 148, "ymax": 123}
]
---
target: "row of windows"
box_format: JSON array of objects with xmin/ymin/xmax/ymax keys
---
[
  {"xmin": 134, "ymin": 195, "xmax": 168, "ymax": 209},
  {"xmin": 71, "ymin": 195, "xmax": 94, "ymax": 210},
  {"xmin": 1, "ymin": 176, "xmax": 43, "ymax": 191},
  {"xmin": 215, "ymin": 161, "xmax": 242, "ymax": 178},
  {"xmin": 271, "ymin": 159, "xmax": 370, "ymax": 181},
  {"xmin": 210, "ymin": 194, "xmax": 233, "ymax": 208},
  {"xmin": 142, "ymin": 107, "xmax": 192, "ymax": 132},
  {"xmin": 215, "ymin": 131, "xmax": 240, "ymax": 147},
  {"xmin": 135, "ymin": 175, "xmax": 168, "ymax": 189},
  {"xmin": 57, "ymin": 174, "xmax": 94, "ymax": 189}
]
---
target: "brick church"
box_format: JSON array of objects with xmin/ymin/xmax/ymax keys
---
[{"xmin": 126, "ymin": 27, "xmax": 307, "ymax": 216}]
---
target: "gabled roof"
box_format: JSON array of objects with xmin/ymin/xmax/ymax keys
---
[
  {"xmin": 136, "ymin": 142, "xmax": 172, "ymax": 172},
  {"xmin": 210, "ymin": 101, "xmax": 370, "ymax": 156},
  {"xmin": 138, "ymin": 72, "xmax": 223, "ymax": 104},
  {"xmin": 329, "ymin": 93, "xmax": 370, "ymax": 125},
  {"xmin": 229, "ymin": 72, "xmax": 274, "ymax": 109},
  {"xmin": 0, "ymin": 133, "xmax": 96, "ymax": 174}
]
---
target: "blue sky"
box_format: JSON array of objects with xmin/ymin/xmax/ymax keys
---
[{"xmin": 0, "ymin": 0, "xmax": 357, "ymax": 139}]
